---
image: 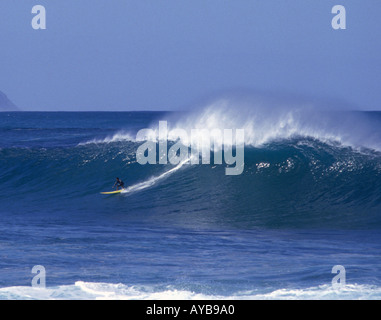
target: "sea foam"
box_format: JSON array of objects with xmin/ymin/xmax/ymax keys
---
[{"xmin": 1, "ymin": 282, "xmax": 381, "ymax": 300}]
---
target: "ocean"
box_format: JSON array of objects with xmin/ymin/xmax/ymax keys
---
[{"xmin": 1, "ymin": 106, "xmax": 381, "ymax": 300}]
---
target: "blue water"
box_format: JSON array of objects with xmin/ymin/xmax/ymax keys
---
[{"xmin": 1, "ymin": 110, "xmax": 381, "ymax": 299}]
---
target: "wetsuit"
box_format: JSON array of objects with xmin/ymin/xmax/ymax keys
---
[{"xmin": 115, "ymin": 179, "xmax": 125, "ymax": 190}]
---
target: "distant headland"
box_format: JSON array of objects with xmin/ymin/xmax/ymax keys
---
[{"xmin": 0, "ymin": 91, "xmax": 19, "ymax": 111}]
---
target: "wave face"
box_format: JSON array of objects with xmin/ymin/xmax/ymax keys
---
[
  {"xmin": 3, "ymin": 138, "xmax": 380, "ymax": 228},
  {"xmin": 1, "ymin": 106, "xmax": 381, "ymax": 299}
]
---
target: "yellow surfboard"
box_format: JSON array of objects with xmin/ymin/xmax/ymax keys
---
[{"xmin": 100, "ymin": 189, "xmax": 124, "ymax": 195}]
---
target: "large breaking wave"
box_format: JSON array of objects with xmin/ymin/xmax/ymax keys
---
[{"xmin": 1, "ymin": 99, "xmax": 381, "ymax": 229}]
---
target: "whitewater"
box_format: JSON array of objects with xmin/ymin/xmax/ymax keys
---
[{"xmin": 2, "ymin": 282, "xmax": 381, "ymax": 300}]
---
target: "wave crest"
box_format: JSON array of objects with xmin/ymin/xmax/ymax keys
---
[
  {"xmin": 79, "ymin": 98, "xmax": 381, "ymax": 153},
  {"xmin": 170, "ymin": 99, "xmax": 381, "ymax": 151}
]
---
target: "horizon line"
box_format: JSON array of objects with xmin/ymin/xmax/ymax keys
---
[{"xmin": 2, "ymin": 109, "xmax": 381, "ymax": 113}]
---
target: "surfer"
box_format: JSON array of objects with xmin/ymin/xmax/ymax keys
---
[{"xmin": 114, "ymin": 177, "xmax": 125, "ymax": 190}]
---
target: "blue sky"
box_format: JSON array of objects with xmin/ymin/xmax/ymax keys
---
[{"xmin": 0, "ymin": 0, "xmax": 380, "ymax": 111}]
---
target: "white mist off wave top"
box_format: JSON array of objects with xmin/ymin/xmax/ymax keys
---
[
  {"xmin": 170, "ymin": 99, "xmax": 381, "ymax": 151},
  {"xmin": 79, "ymin": 99, "xmax": 381, "ymax": 152}
]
